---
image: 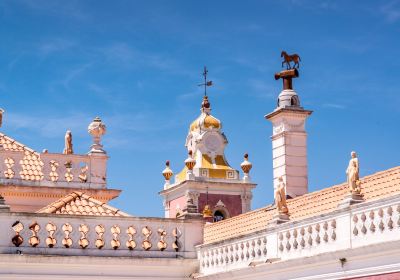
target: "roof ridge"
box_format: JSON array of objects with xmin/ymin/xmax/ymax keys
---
[{"xmin": 37, "ymin": 191, "xmax": 131, "ymax": 217}]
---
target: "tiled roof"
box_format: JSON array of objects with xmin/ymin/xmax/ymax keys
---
[
  {"xmin": 0, "ymin": 132, "xmax": 33, "ymax": 152},
  {"xmin": 203, "ymin": 166, "xmax": 400, "ymax": 244},
  {"xmin": 37, "ymin": 191, "xmax": 131, "ymax": 217},
  {"xmin": 0, "ymin": 132, "xmax": 44, "ymax": 181}
]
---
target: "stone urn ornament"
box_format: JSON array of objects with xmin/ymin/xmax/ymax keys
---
[{"xmin": 88, "ymin": 116, "xmax": 106, "ymax": 153}]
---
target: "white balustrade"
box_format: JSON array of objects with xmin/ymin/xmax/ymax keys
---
[
  {"xmin": 277, "ymin": 219, "xmax": 337, "ymax": 260},
  {"xmin": 351, "ymin": 201, "xmax": 400, "ymax": 248},
  {"xmin": 199, "ymin": 235, "xmax": 268, "ymax": 273},
  {"xmin": 0, "ymin": 212, "xmax": 204, "ymax": 259},
  {"xmin": 197, "ymin": 194, "xmax": 400, "ymax": 276}
]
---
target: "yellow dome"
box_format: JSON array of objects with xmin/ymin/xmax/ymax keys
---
[
  {"xmin": 190, "ymin": 118, "xmax": 199, "ymax": 132},
  {"xmin": 189, "ymin": 114, "xmax": 221, "ymax": 132},
  {"xmin": 204, "ymin": 115, "xmax": 221, "ymax": 129}
]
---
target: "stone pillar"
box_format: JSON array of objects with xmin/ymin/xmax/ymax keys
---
[
  {"xmin": 265, "ymin": 68, "xmax": 312, "ymax": 198},
  {"xmin": 88, "ymin": 153, "xmax": 108, "ymax": 188},
  {"xmin": 163, "ymin": 199, "xmax": 170, "ymax": 218},
  {"xmin": 241, "ymin": 192, "xmax": 252, "ymax": 213}
]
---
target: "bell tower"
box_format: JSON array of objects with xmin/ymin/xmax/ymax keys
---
[
  {"xmin": 265, "ymin": 59, "xmax": 312, "ymax": 198},
  {"xmin": 159, "ymin": 67, "xmax": 256, "ymax": 221}
]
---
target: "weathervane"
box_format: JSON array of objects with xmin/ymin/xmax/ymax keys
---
[
  {"xmin": 275, "ymin": 51, "xmax": 300, "ymax": 90},
  {"xmin": 198, "ymin": 66, "xmax": 213, "ymax": 96},
  {"xmin": 281, "ymin": 51, "xmax": 301, "ymax": 70}
]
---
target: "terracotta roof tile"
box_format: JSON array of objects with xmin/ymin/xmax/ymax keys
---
[
  {"xmin": 0, "ymin": 133, "xmax": 44, "ymax": 181},
  {"xmin": 37, "ymin": 191, "xmax": 131, "ymax": 217},
  {"xmin": 203, "ymin": 166, "xmax": 400, "ymax": 244}
]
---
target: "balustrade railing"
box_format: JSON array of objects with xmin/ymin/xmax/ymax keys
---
[
  {"xmin": 351, "ymin": 201, "xmax": 400, "ymax": 247},
  {"xmin": 0, "ymin": 150, "xmax": 106, "ymax": 188},
  {"xmin": 1, "ymin": 212, "xmax": 203, "ymax": 258},
  {"xmin": 197, "ymin": 195, "xmax": 400, "ymax": 276},
  {"xmin": 199, "ymin": 235, "xmax": 268, "ymax": 272}
]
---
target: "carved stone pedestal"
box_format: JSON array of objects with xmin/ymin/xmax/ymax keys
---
[
  {"xmin": 338, "ymin": 193, "xmax": 364, "ymax": 209},
  {"xmin": 0, "ymin": 195, "xmax": 10, "ymax": 212},
  {"xmin": 271, "ymin": 212, "xmax": 290, "ymax": 225},
  {"xmin": 177, "ymin": 198, "xmax": 203, "ymax": 220}
]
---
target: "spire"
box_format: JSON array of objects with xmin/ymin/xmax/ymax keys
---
[
  {"xmin": 198, "ymin": 66, "xmax": 213, "ymax": 114},
  {"xmin": 198, "ymin": 66, "xmax": 213, "ymax": 97}
]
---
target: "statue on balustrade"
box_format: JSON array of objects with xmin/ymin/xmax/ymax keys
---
[
  {"xmin": 346, "ymin": 151, "xmax": 361, "ymax": 194},
  {"xmin": 275, "ymin": 177, "xmax": 289, "ymax": 215},
  {"xmin": 63, "ymin": 130, "xmax": 73, "ymax": 155}
]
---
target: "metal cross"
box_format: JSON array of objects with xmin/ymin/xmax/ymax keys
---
[{"xmin": 198, "ymin": 66, "xmax": 213, "ymax": 96}]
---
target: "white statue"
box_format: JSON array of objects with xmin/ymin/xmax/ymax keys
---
[
  {"xmin": 346, "ymin": 151, "xmax": 361, "ymax": 194},
  {"xmin": 63, "ymin": 130, "xmax": 73, "ymax": 155},
  {"xmin": 275, "ymin": 177, "xmax": 289, "ymax": 214}
]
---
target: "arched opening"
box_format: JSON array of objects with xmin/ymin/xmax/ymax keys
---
[
  {"xmin": 213, "ymin": 210, "xmax": 225, "ymax": 222},
  {"xmin": 290, "ymin": 96, "xmax": 299, "ymax": 106}
]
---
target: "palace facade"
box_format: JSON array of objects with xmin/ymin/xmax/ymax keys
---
[{"xmin": 0, "ymin": 65, "xmax": 399, "ymax": 280}]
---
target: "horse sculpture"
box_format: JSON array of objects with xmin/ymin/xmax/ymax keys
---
[{"xmin": 281, "ymin": 51, "xmax": 301, "ymax": 69}]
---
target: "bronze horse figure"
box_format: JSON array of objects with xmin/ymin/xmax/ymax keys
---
[{"xmin": 281, "ymin": 51, "xmax": 301, "ymax": 69}]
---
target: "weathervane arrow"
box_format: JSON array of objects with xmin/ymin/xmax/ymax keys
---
[{"xmin": 198, "ymin": 66, "xmax": 213, "ymax": 96}]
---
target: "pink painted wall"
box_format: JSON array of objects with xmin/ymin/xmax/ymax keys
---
[
  {"xmin": 198, "ymin": 193, "xmax": 242, "ymax": 218},
  {"xmin": 168, "ymin": 195, "xmax": 187, "ymax": 218}
]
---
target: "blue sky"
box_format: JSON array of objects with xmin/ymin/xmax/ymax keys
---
[{"xmin": 1, "ymin": 0, "xmax": 400, "ymax": 216}]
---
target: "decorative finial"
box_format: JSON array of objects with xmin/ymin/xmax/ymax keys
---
[
  {"xmin": 185, "ymin": 150, "xmax": 196, "ymax": 180},
  {"xmin": 185, "ymin": 150, "xmax": 195, "ymax": 169},
  {"xmin": 240, "ymin": 153, "xmax": 252, "ymax": 182},
  {"xmin": 281, "ymin": 51, "xmax": 301, "ymax": 70},
  {"xmin": 201, "ymin": 95, "xmax": 211, "ymax": 114},
  {"xmin": 88, "ymin": 116, "xmax": 106, "ymax": 154},
  {"xmin": 63, "ymin": 130, "xmax": 73, "ymax": 155},
  {"xmin": 202, "ymin": 204, "xmax": 213, "ymax": 219},
  {"xmin": 162, "ymin": 160, "xmax": 174, "ymax": 188}
]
